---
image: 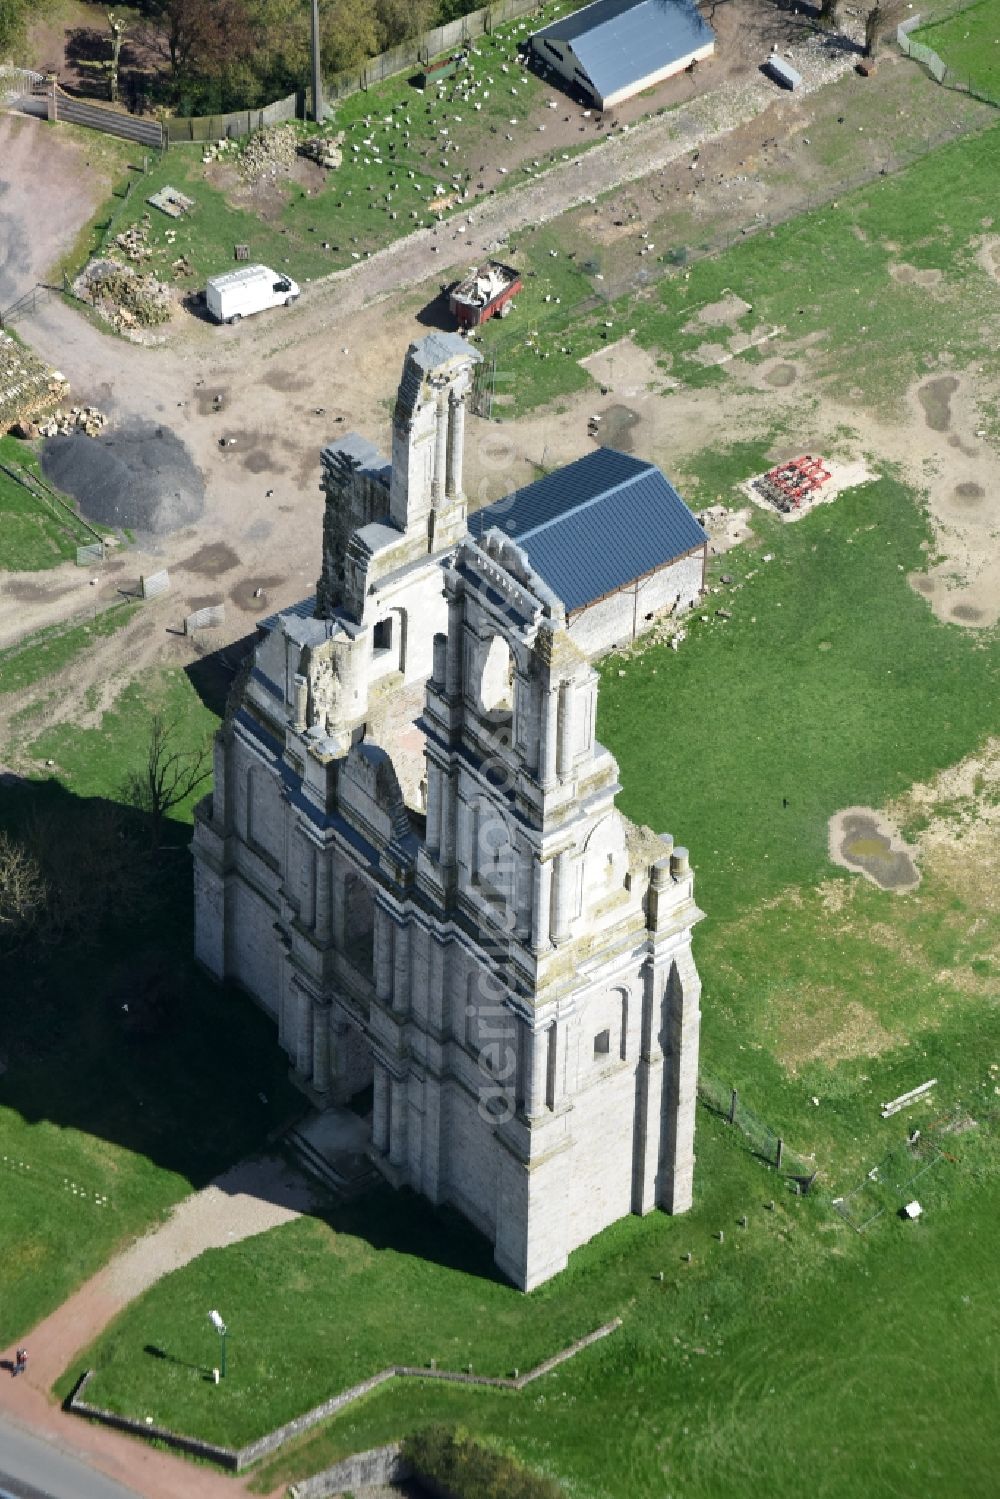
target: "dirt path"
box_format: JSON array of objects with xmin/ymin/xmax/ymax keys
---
[
  {"xmin": 0, "ymin": 114, "xmax": 106, "ymax": 309},
  {"xmin": 0, "ymin": 1154, "xmax": 314, "ymax": 1498}
]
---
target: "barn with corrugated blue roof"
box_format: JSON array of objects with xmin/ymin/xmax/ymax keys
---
[
  {"xmin": 530, "ymin": 0, "xmax": 716, "ymax": 110},
  {"xmin": 469, "ymin": 447, "xmax": 707, "ymax": 656}
]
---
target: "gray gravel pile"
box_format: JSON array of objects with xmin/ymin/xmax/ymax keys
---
[{"xmin": 41, "ymin": 420, "xmax": 205, "ymax": 536}]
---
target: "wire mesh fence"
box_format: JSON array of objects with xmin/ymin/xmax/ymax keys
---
[
  {"xmin": 698, "ymin": 1073, "xmax": 816, "ymax": 1186},
  {"xmin": 832, "ymin": 1135, "xmax": 943, "ymax": 1232},
  {"xmin": 898, "ymin": 9, "xmax": 1000, "ymax": 108}
]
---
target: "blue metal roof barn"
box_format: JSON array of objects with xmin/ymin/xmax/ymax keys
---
[
  {"xmin": 531, "ymin": 0, "xmax": 716, "ymax": 109},
  {"xmin": 468, "ymin": 448, "xmax": 707, "ymax": 615}
]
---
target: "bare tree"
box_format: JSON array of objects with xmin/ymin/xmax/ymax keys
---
[
  {"xmin": 107, "ymin": 10, "xmax": 126, "ymax": 101},
  {"xmin": 864, "ymin": 0, "xmax": 906, "ymax": 58},
  {"xmin": 819, "ymin": 0, "xmax": 840, "ymax": 27},
  {"xmin": 0, "ymin": 831, "xmax": 47, "ymax": 950},
  {"xmin": 123, "ymin": 714, "xmax": 212, "ymax": 851}
]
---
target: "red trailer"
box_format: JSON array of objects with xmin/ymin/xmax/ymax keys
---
[{"xmin": 449, "ymin": 261, "xmax": 523, "ymax": 329}]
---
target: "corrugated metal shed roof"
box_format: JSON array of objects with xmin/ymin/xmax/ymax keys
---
[
  {"xmin": 468, "ymin": 449, "xmax": 706, "ymax": 613},
  {"xmin": 534, "ymin": 0, "xmax": 715, "ymax": 101}
]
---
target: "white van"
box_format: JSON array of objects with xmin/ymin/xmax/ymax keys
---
[{"xmin": 205, "ymin": 264, "xmax": 300, "ymax": 324}]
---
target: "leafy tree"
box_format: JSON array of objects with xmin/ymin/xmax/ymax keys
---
[
  {"xmin": 374, "ymin": 0, "xmax": 436, "ymax": 49},
  {"xmin": 0, "ymin": 0, "xmax": 52, "ymax": 61},
  {"xmin": 865, "ymin": 0, "xmax": 906, "ymax": 57}
]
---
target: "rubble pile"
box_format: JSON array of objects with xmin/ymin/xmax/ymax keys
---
[
  {"xmin": 0, "ymin": 331, "xmax": 68, "ymax": 433},
  {"xmin": 237, "ymin": 124, "xmax": 299, "ymax": 183},
  {"xmin": 75, "ymin": 258, "xmax": 174, "ymax": 334},
  {"xmin": 114, "ymin": 218, "xmax": 153, "ymax": 263},
  {"xmin": 201, "ymin": 137, "xmax": 239, "ymax": 165},
  {"xmin": 298, "ymin": 131, "xmax": 346, "ymax": 170},
  {"xmin": 38, "ymin": 405, "xmax": 109, "ymax": 438}
]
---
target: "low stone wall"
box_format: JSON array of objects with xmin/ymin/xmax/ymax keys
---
[
  {"xmin": 69, "ymin": 1372, "xmax": 240, "ymax": 1470},
  {"xmin": 290, "ymin": 1442, "xmax": 411, "ymax": 1498},
  {"xmin": 68, "ymin": 1318, "xmax": 622, "ymax": 1474}
]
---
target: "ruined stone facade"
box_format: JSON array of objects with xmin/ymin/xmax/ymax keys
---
[{"xmin": 193, "ymin": 334, "xmax": 703, "ymax": 1290}]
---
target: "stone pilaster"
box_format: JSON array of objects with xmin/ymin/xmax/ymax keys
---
[
  {"xmin": 315, "ymin": 849, "xmax": 332, "ymax": 941},
  {"xmin": 392, "ymin": 923, "xmax": 410, "ymax": 1014},
  {"xmin": 388, "ymin": 1074, "xmax": 408, "ymax": 1169},
  {"xmin": 659, "ymin": 946, "xmax": 701, "ymax": 1213},
  {"xmin": 550, "ymin": 850, "xmax": 572, "ymax": 945},
  {"xmin": 524, "ymin": 1024, "xmax": 548, "ymax": 1117},
  {"xmin": 312, "ymin": 1001, "xmax": 331, "ymax": 1092},
  {"xmin": 446, "ymin": 391, "xmax": 465, "ymax": 498},
  {"xmin": 556, "ymin": 680, "xmax": 575, "ymax": 779},
  {"xmin": 372, "ymin": 1065, "xmax": 389, "ymax": 1154},
  {"xmin": 374, "ymin": 905, "xmax": 394, "ymax": 1004},
  {"xmin": 433, "ymin": 390, "xmax": 448, "ymax": 505},
  {"xmin": 295, "ymin": 984, "xmax": 313, "ymax": 1079}
]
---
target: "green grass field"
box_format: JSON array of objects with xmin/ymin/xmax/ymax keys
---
[
  {"xmin": 59, "ymin": 474, "xmax": 1000, "ymax": 1493},
  {"xmin": 0, "ymin": 667, "xmax": 301, "ymax": 1347},
  {"xmin": 0, "ymin": 435, "xmax": 100, "ymax": 570},
  {"xmin": 476, "ymin": 118, "xmax": 1000, "ymax": 419},
  {"xmin": 0, "ymin": 602, "xmax": 137, "ymax": 694},
  {"xmin": 915, "ymin": 0, "xmax": 1000, "ymax": 101}
]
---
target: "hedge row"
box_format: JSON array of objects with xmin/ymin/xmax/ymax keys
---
[{"xmin": 403, "ymin": 1426, "xmax": 566, "ymax": 1499}]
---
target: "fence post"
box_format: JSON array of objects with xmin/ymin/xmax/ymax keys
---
[
  {"xmin": 775, "ymin": 1137, "xmax": 783, "ymax": 1170},
  {"xmin": 728, "ymin": 1088, "xmax": 737, "ymax": 1125}
]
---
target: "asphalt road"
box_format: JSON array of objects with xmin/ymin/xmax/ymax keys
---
[{"xmin": 0, "ymin": 1415, "xmax": 141, "ymax": 1499}]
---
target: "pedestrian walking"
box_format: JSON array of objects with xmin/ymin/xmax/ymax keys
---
[{"xmin": 12, "ymin": 1347, "xmax": 27, "ymax": 1377}]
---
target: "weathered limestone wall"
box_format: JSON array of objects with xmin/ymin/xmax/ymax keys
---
[
  {"xmin": 192, "ymin": 336, "xmax": 704, "ymax": 1294},
  {"xmin": 567, "ymin": 550, "xmax": 705, "ymax": 658}
]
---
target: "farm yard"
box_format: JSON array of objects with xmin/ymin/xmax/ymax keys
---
[
  {"xmin": 60, "ymin": 0, "xmax": 877, "ymax": 306},
  {"xmin": 2, "ymin": 3, "xmax": 1000, "ymax": 1496}
]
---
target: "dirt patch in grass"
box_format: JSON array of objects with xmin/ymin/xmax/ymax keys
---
[
  {"xmin": 890, "ymin": 739, "xmax": 1000, "ymax": 888},
  {"xmin": 689, "ymin": 340, "xmax": 731, "ymax": 367},
  {"xmin": 828, "ymin": 807, "xmax": 921, "ymax": 892},
  {"xmin": 916, "ymin": 374, "xmax": 959, "ymax": 433},
  {"xmin": 889, "ymin": 262, "xmax": 944, "ymax": 289},
  {"xmin": 597, "ymin": 404, "xmax": 641, "ymax": 452},
  {"xmin": 974, "ymin": 234, "xmax": 1000, "ymax": 284},
  {"xmin": 904, "ymin": 372, "xmax": 1000, "ymax": 629},
  {"xmin": 690, "ymin": 293, "xmax": 752, "ymax": 329},
  {"xmin": 579, "ymin": 338, "xmax": 669, "ymax": 398},
  {"xmin": 778, "ymin": 994, "xmax": 903, "ymax": 1075},
  {"xmin": 764, "ymin": 362, "xmax": 797, "ymax": 387}
]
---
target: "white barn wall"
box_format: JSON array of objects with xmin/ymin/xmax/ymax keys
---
[{"xmin": 567, "ymin": 549, "xmax": 705, "ymax": 657}]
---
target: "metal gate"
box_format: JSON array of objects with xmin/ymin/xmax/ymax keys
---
[{"xmin": 0, "ymin": 66, "xmax": 44, "ymax": 103}]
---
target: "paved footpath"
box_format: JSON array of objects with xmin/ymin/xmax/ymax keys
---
[{"xmin": 0, "ymin": 1155, "xmax": 316, "ymax": 1499}]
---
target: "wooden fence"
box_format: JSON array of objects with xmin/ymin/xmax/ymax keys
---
[
  {"xmin": 165, "ymin": 90, "xmax": 300, "ymax": 143},
  {"xmin": 46, "ymin": 80, "xmax": 166, "ymax": 148},
  {"xmin": 324, "ymin": 0, "xmax": 547, "ymax": 103}
]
